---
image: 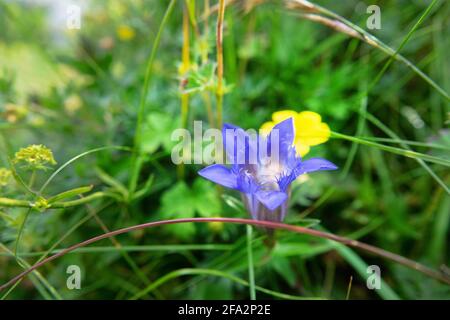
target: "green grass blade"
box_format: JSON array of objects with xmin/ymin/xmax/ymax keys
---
[
  {"xmin": 39, "ymin": 146, "xmax": 130, "ymax": 195},
  {"xmin": 363, "ymin": 112, "xmax": 450, "ymax": 195},
  {"xmin": 368, "ymin": 0, "xmax": 440, "ymax": 93},
  {"xmin": 246, "ymin": 225, "xmax": 256, "ymax": 300},
  {"xmin": 130, "ymin": 268, "xmax": 324, "ymax": 300},
  {"xmin": 129, "ymin": 0, "xmax": 177, "ymax": 196},
  {"xmin": 331, "ymin": 131, "xmax": 450, "ymax": 168},
  {"xmin": 288, "ymin": 0, "xmax": 449, "ymax": 101}
]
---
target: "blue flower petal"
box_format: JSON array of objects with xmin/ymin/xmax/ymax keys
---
[
  {"xmin": 222, "ymin": 123, "xmax": 249, "ymax": 165},
  {"xmin": 198, "ymin": 164, "xmax": 238, "ymax": 189},
  {"xmin": 277, "ymin": 172, "xmax": 297, "ymax": 192},
  {"xmin": 268, "ymin": 118, "xmax": 295, "ymax": 164},
  {"xmin": 284, "ymin": 146, "xmax": 301, "ymax": 172},
  {"xmin": 255, "ymin": 190, "xmax": 288, "ymax": 211},
  {"xmin": 223, "ymin": 123, "xmax": 241, "ymax": 131},
  {"xmin": 294, "ymin": 158, "xmax": 338, "ymax": 176},
  {"xmin": 198, "ymin": 121, "xmax": 338, "ymax": 223}
]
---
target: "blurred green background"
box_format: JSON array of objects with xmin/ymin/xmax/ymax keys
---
[{"xmin": 0, "ymin": 0, "xmax": 449, "ymax": 299}]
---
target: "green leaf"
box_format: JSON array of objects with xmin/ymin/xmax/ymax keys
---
[
  {"xmin": 270, "ymin": 256, "xmax": 297, "ymax": 287},
  {"xmin": 159, "ymin": 179, "xmax": 221, "ymax": 239},
  {"xmin": 291, "ymin": 218, "xmax": 322, "ymax": 228},
  {"xmin": 95, "ymin": 167, "xmax": 128, "ymax": 199},
  {"xmin": 141, "ymin": 112, "xmax": 179, "ymax": 154},
  {"xmin": 182, "ymin": 63, "xmax": 216, "ymax": 94},
  {"xmin": 185, "ymin": 0, "xmax": 197, "ymax": 26},
  {"xmin": 132, "ymin": 174, "xmax": 155, "ymax": 201},
  {"xmin": 160, "ymin": 181, "xmax": 195, "ymax": 239},
  {"xmin": 160, "ymin": 182, "xmax": 194, "ymax": 219},
  {"xmin": 222, "ymin": 194, "xmax": 246, "ymax": 214},
  {"xmin": 192, "ymin": 179, "xmax": 221, "ymax": 217},
  {"xmin": 47, "ymin": 185, "xmax": 93, "ymax": 204}
]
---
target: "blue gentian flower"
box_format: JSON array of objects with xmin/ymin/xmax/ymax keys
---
[{"xmin": 198, "ymin": 118, "xmax": 337, "ymax": 222}]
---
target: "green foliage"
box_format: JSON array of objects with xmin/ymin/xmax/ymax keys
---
[
  {"xmin": 141, "ymin": 112, "xmax": 179, "ymax": 154},
  {"xmin": 160, "ymin": 179, "xmax": 221, "ymax": 239}
]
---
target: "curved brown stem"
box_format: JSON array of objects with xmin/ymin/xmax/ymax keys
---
[{"xmin": 1, "ymin": 217, "xmax": 449, "ymax": 292}]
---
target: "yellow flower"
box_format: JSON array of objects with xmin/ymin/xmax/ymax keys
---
[
  {"xmin": 13, "ymin": 144, "xmax": 57, "ymax": 170},
  {"xmin": 116, "ymin": 25, "xmax": 135, "ymax": 41},
  {"xmin": 260, "ymin": 110, "xmax": 330, "ymax": 157},
  {"xmin": 0, "ymin": 168, "xmax": 12, "ymax": 187}
]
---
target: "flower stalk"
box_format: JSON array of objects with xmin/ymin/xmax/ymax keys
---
[
  {"xmin": 1, "ymin": 217, "xmax": 449, "ymax": 293},
  {"xmin": 215, "ymin": 0, "xmax": 226, "ymax": 128},
  {"xmin": 331, "ymin": 131, "xmax": 450, "ymax": 168},
  {"xmin": 178, "ymin": 3, "xmax": 192, "ymax": 179},
  {"xmin": 128, "ymin": 0, "xmax": 177, "ymax": 197},
  {"xmin": 0, "ymin": 192, "xmax": 112, "ymax": 210}
]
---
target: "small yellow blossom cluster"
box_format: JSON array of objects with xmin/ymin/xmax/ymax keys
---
[
  {"xmin": 260, "ymin": 110, "xmax": 331, "ymax": 157},
  {"xmin": 0, "ymin": 168, "xmax": 12, "ymax": 187},
  {"xmin": 32, "ymin": 197, "xmax": 51, "ymax": 212},
  {"xmin": 116, "ymin": 25, "xmax": 135, "ymax": 41},
  {"xmin": 13, "ymin": 144, "xmax": 57, "ymax": 170}
]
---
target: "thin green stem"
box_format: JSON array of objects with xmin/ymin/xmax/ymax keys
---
[
  {"xmin": 178, "ymin": 3, "xmax": 191, "ymax": 180},
  {"xmin": 0, "ymin": 192, "xmax": 114, "ymax": 209},
  {"xmin": 28, "ymin": 170, "xmax": 36, "ymax": 189},
  {"xmin": 368, "ymin": 0, "xmax": 439, "ymax": 93},
  {"xmin": 345, "ymin": 276, "xmax": 353, "ymax": 300},
  {"xmin": 51, "ymin": 192, "xmax": 115, "ymax": 208},
  {"xmin": 129, "ymin": 0, "xmax": 177, "ymax": 196},
  {"xmin": 341, "ymin": 80, "xmax": 368, "ymax": 177},
  {"xmin": 215, "ymin": 0, "xmax": 226, "ymax": 128},
  {"xmin": 363, "ymin": 112, "xmax": 450, "ymax": 194},
  {"xmin": 0, "ymin": 244, "xmax": 232, "ymax": 257},
  {"xmin": 40, "ymin": 146, "xmax": 130, "ymax": 195},
  {"xmin": 246, "ymin": 224, "xmax": 256, "ymax": 300},
  {"xmin": 130, "ymin": 268, "xmax": 321, "ymax": 300},
  {"xmin": 84, "ymin": 203, "xmax": 156, "ymax": 299},
  {"xmin": 13, "ymin": 208, "xmax": 31, "ymax": 257},
  {"xmin": 331, "ymin": 131, "xmax": 450, "ymax": 168},
  {"xmin": 354, "ymin": 136, "xmax": 450, "ymax": 150},
  {"xmin": 1, "ymin": 202, "xmax": 114, "ymax": 299},
  {"xmin": 0, "ymin": 243, "xmax": 63, "ymax": 300},
  {"xmin": 318, "ymin": 227, "xmax": 400, "ymax": 300}
]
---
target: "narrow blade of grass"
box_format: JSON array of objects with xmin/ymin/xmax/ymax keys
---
[{"xmin": 246, "ymin": 224, "xmax": 256, "ymax": 300}]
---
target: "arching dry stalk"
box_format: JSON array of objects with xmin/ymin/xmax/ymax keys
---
[{"xmin": 1, "ymin": 217, "xmax": 449, "ymax": 292}]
